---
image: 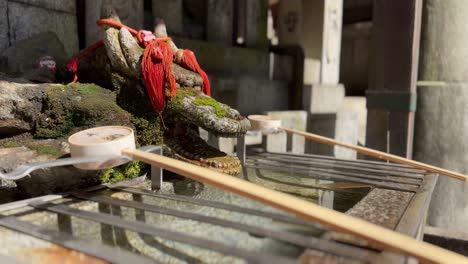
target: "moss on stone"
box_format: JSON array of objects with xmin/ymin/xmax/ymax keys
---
[
  {"xmin": 27, "ymin": 144, "xmax": 62, "ymax": 157},
  {"xmin": 99, "ymin": 161, "xmax": 145, "ymax": 184},
  {"xmin": 168, "ymin": 87, "xmax": 198, "ymax": 109},
  {"xmin": 72, "ymin": 83, "xmax": 101, "ymax": 94},
  {"xmin": 193, "ymin": 96, "xmax": 227, "ymax": 118},
  {"xmin": 131, "ymin": 117, "xmax": 163, "ymax": 146},
  {"xmin": 35, "ymin": 83, "xmax": 133, "ymax": 139},
  {"xmin": 2, "ymin": 141, "xmax": 22, "ymax": 148}
]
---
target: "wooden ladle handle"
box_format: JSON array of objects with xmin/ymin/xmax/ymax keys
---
[{"xmin": 279, "ymin": 126, "xmax": 468, "ymax": 182}]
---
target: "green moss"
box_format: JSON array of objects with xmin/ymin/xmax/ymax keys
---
[
  {"xmin": 131, "ymin": 117, "xmax": 163, "ymax": 146},
  {"xmin": 2, "ymin": 141, "xmax": 22, "ymax": 148},
  {"xmin": 99, "ymin": 161, "xmax": 144, "ymax": 184},
  {"xmin": 35, "ymin": 83, "xmax": 133, "ymax": 139},
  {"xmin": 70, "ymin": 83, "xmax": 101, "ymax": 94},
  {"xmin": 28, "ymin": 144, "xmax": 62, "ymax": 157},
  {"xmin": 193, "ymin": 96, "xmax": 227, "ymax": 118},
  {"xmin": 169, "ymin": 88, "xmax": 199, "ymax": 108}
]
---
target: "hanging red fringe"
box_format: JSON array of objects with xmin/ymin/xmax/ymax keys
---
[
  {"xmin": 180, "ymin": 49, "xmax": 211, "ymax": 96},
  {"xmin": 66, "ymin": 40, "xmax": 104, "ymax": 84},
  {"xmin": 66, "ymin": 18, "xmax": 210, "ymax": 116},
  {"xmin": 141, "ymin": 39, "xmax": 176, "ymax": 112}
]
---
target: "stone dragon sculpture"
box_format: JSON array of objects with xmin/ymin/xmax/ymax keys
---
[{"xmin": 73, "ymin": 6, "xmax": 250, "ymax": 176}]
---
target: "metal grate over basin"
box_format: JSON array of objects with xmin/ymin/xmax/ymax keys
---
[{"xmin": 0, "ymin": 150, "xmax": 436, "ymax": 264}]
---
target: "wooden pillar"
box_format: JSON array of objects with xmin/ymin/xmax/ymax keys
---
[{"xmin": 365, "ymin": 0, "xmax": 422, "ymax": 159}]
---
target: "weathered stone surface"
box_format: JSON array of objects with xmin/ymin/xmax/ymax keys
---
[
  {"xmin": 173, "ymin": 37, "xmax": 270, "ymax": 78},
  {"xmin": 0, "ymin": 80, "xmax": 136, "ymax": 139},
  {"xmin": 278, "ymin": 0, "xmax": 342, "ymax": 84},
  {"xmin": 244, "ymin": 131, "xmax": 262, "ymax": 145},
  {"xmin": 0, "ymin": 32, "xmax": 67, "ymax": 75},
  {"xmin": 340, "ymin": 96, "xmax": 367, "ymax": 145},
  {"xmin": 348, "ymin": 189, "xmax": 413, "ymax": 229},
  {"xmin": 0, "ymin": 0, "xmax": 8, "ymax": 54},
  {"xmin": 85, "ymin": 0, "xmax": 143, "ymax": 46},
  {"xmin": 320, "ymin": 0, "xmax": 343, "ymax": 84},
  {"xmin": 0, "ymin": 139, "xmax": 99, "ymax": 197},
  {"xmin": 201, "ymin": 128, "xmax": 237, "ymax": 154},
  {"xmin": 16, "ymin": 163, "xmax": 99, "ymax": 197},
  {"xmin": 265, "ymin": 111, "xmax": 307, "ymax": 154},
  {"xmin": 419, "ymin": 0, "xmax": 468, "ymax": 82},
  {"xmin": 211, "ymin": 75, "xmax": 289, "ymax": 115},
  {"xmin": 206, "ymin": 0, "xmax": 233, "ymax": 45},
  {"xmin": 303, "ymin": 83, "xmax": 345, "ymax": 114},
  {"xmin": 334, "ymin": 111, "xmax": 358, "ymax": 159},
  {"xmin": 304, "ymin": 106, "xmax": 359, "ymax": 159},
  {"xmin": 7, "ymin": 1, "xmax": 78, "ymax": 57},
  {"xmin": 152, "ymin": 0, "xmax": 183, "ymax": 36},
  {"xmin": 207, "ymin": 133, "xmax": 236, "ymax": 154},
  {"xmin": 303, "ymin": 58, "xmax": 321, "ymax": 85},
  {"xmin": 11, "ymin": 0, "xmax": 76, "ymax": 13},
  {"xmin": 305, "ymin": 113, "xmax": 336, "ymax": 156},
  {"xmin": 414, "ymin": 83, "xmax": 468, "ymax": 232},
  {"xmin": 0, "ymin": 80, "xmax": 47, "ymax": 136}
]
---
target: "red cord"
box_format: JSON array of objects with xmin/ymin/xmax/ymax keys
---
[
  {"xmin": 65, "ymin": 18, "xmax": 210, "ymax": 123},
  {"xmin": 66, "ymin": 40, "xmax": 104, "ymax": 85},
  {"xmin": 141, "ymin": 39, "xmax": 176, "ymax": 112},
  {"xmin": 180, "ymin": 49, "xmax": 211, "ymax": 96}
]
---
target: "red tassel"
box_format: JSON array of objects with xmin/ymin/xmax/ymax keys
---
[
  {"xmin": 141, "ymin": 40, "xmax": 176, "ymax": 112},
  {"xmin": 66, "ymin": 57, "xmax": 79, "ymax": 73},
  {"xmin": 66, "ymin": 57, "xmax": 79, "ymax": 85},
  {"xmin": 180, "ymin": 49, "xmax": 211, "ymax": 96},
  {"xmin": 66, "ymin": 40, "xmax": 104, "ymax": 85}
]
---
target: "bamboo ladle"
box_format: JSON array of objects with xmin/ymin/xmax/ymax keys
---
[
  {"xmin": 248, "ymin": 115, "xmax": 468, "ymax": 182},
  {"xmin": 68, "ymin": 126, "xmax": 467, "ymax": 263}
]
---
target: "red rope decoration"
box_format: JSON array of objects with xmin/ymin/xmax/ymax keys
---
[
  {"xmin": 179, "ymin": 49, "xmax": 211, "ymax": 96},
  {"xmin": 66, "ymin": 18, "xmax": 210, "ymax": 115},
  {"xmin": 66, "ymin": 40, "xmax": 104, "ymax": 84},
  {"xmin": 141, "ymin": 39, "xmax": 176, "ymax": 112}
]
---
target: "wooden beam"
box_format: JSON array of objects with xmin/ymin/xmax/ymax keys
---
[{"xmin": 366, "ymin": 0, "xmax": 422, "ymax": 159}]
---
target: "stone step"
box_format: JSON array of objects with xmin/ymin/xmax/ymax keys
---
[
  {"xmin": 302, "ymin": 83, "xmax": 345, "ymax": 114},
  {"xmin": 265, "ymin": 111, "xmax": 308, "ymax": 154},
  {"xmin": 210, "ymin": 75, "xmax": 290, "ymax": 115},
  {"xmin": 305, "ymin": 111, "xmax": 359, "ymax": 160}
]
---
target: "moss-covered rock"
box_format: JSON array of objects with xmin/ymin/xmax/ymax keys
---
[
  {"xmin": 35, "ymin": 83, "xmax": 135, "ymax": 139},
  {"xmin": 131, "ymin": 116, "xmax": 163, "ymax": 146},
  {"xmin": 193, "ymin": 96, "xmax": 228, "ymax": 118},
  {"xmin": 2, "ymin": 141, "xmax": 22, "ymax": 148}
]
